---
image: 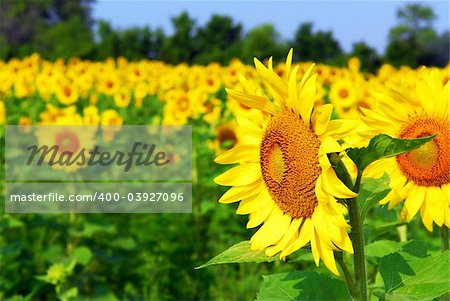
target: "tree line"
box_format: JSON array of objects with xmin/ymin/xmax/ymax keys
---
[{"xmin": 0, "ymin": 0, "xmax": 448, "ymax": 72}]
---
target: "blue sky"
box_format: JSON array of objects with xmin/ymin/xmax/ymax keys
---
[{"xmin": 92, "ymin": 1, "xmax": 449, "ymax": 53}]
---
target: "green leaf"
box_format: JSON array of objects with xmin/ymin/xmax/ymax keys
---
[
  {"xmin": 195, "ymin": 241, "xmax": 276, "ymax": 269},
  {"xmin": 0, "ymin": 216, "xmax": 24, "ymax": 231},
  {"xmin": 58, "ymin": 287, "xmax": 78, "ymax": 300},
  {"xmin": 365, "ymin": 240, "xmax": 428, "ymax": 259},
  {"xmin": 256, "ymin": 271, "xmax": 350, "ymax": 301},
  {"xmin": 109, "ymin": 237, "xmax": 137, "ymax": 251},
  {"xmin": 379, "ymin": 251, "xmax": 450, "ymax": 300},
  {"xmin": 287, "ymin": 248, "xmax": 313, "ymax": 263},
  {"xmin": 366, "ymin": 240, "xmax": 405, "ymax": 258},
  {"xmin": 346, "ymin": 134, "xmax": 435, "ymax": 172},
  {"xmin": 72, "ymin": 246, "xmax": 93, "ymax": 266},
  {"xmin": 358, "ymin": 173, "xmax": 391, "ymax": 221}
]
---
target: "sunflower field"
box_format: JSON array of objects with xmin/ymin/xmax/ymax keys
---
[{"xmin": 0, "ymin": 48, "xmax": 449, "ymax": 301}]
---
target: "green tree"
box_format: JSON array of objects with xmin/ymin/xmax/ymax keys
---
[
  {"xmin": 193, "ymin": 15, "xmax": 243, "ymax": 65},
  {"xmin": 291, "ymin": 23, "xmax": 343, "ymax": 63},
  {"xmin": 385, "ymin": 4, "xmax": 445, "ymax": 67},
  {"xmin": 349, "ymin": 42, "xmax": 380, "ymax": 73},
  {"xmin": 241, "ymin": 24, "xmax": 287, "ymax": 64},
  {"xmin": 0, "ymin": 0, "xmax": 95, "ymax": 60},
  {"xmin": 161, "ymin": 12, "xmax": 196, "ymax": 64}
]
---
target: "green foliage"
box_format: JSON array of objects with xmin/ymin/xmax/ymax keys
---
[
  {"xmin": 379, "ymin": 251, "xmax": 450, "ymax": 300},
  {"xmin": 256, "ymin": 271, "xmax": 350, "ymax": 301},
  {"xmin": 358, "ymin": 174, "xmax": 391, "ymax": 222},
  {"xmin": 291, "ymin": 23, "xmax": 343, "ymax": 63},
  {"xmin": 0, "ymin": 0, "xmax": 94, "ymax": 60},
  {"xmin": 349, "ymin": 42, "xmax": 380, "ymax": 72},
  {"xmin": 196, "ymin": 241, "xmax": 276, "ymax": 269},
  {"xmin": 193, "ymin": 15, "xmax": 243, "ymax": 64},
  {"xmin": 1, "ymin": 2, "xmax": 446, "ymax": 67},
  {"xmin": 241, "ymin": 24, "xmax": 287, "ymax": 64},
  {"xmin": 385, "ymin": 3, "xmax": 448, "ymax": 67},
  {"xmin": 346, "ymin": 133, "xmax": 435, "ymax": 172},
  {"xmin": 365, "ymin": 240, "xmax": 428, "ymax": 259}
]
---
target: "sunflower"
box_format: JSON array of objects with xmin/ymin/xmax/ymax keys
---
[
  {"xmin": 214, "ymin": 50, "xmax": 357, "ymax": 275},
  {"xmin": 361, "ymin": 68, "xmax": 450, "ymax": 231},
  {"xmin": 56, "ymin": 81, "xmax": 79, "ymax": 106},
  {"xmin": 35, "ymin": 123, "xmax": 96, "ymax": 173},
  {"xmin": 0, "ymin": 100, "xmax": 5, "ymax": 124},
  {"xmin": 329, "ymin": 79, "xmax": 359, "ymax": 110}
]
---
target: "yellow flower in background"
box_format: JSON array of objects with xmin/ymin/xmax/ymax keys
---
[
  {"xmin": 35, "ymin": 125, "xmax": 96, "ymax": 172},
  {"xmin": 114, "ymin": 89, "xmax": 131, "ymax": 108},
  {"xmin": 202, "ymin": 97, "xmax": 222, "ymax": 124},
  {"xmin": 101, "ymin": 109, "xmax": 123, "ymax": 126},
  {"xmin": 208, "ymin": 121, "xmax": 243, "ymax": 155},
  {"xmin": 348, "ymin": 57, "xmax": 361, "ymax": 73},
  {"xmin": 0, "ymin": 100, "xmax": 5, "ymax": 124},
  {"xmin": 329, "ymin": 79, "xmax": 359, "ymax": 110},
  {"xmin": 100, "ymin": 109, "xmax": 123, "ymax": 142},
  {"xmin": 215, "ymin": 50, "xmax": 357, "ymax": 275},
  {"xmin": 162, "ymin": 89, "xmax": 206, "ymax": 125},
  {"xmin": 99, "ymin": 74, "xmax": 120, "ymax": 96},
  {"xmin": 56, "ymin": 81, "xmax": 79, "ymax": 105},
  {"xmin": 83, "ymin": 105, "xmax": 100, "ymax": 125},
  {"xmin": 362, "ymin": 68, "xmax": 450, "ymax": 230}
]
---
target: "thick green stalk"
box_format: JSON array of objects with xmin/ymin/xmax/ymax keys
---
[
  {"xmin": 336, "ymin": 253, "xmax": 358, "ymax": 299},
  {"xmin": 329, "ymin": 154, "xmax": 368, "ymax": 301},
  {"xmin": 441, "ymin": 226, "xmax": 449, "ymax": 252},
  {"xmin": 440, "ymin": 227, "xmax": 449, "ymax": 301},
  {"xmin": 347, "ymin": 171, "xmax": 368, "ymax": 301}
]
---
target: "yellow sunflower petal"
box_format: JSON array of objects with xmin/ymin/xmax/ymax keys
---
[
  {"xmin": 404, "ymin": 185, "xmax": 425, "ymax": 222},
  {"xmin": 226, "ymin": 88, "xmax": 278, "ymax": 115},
  {"xmin": 246, "ymin": 191, "xmax": 275, "ymax": 228},
  {"xmin": 265, "ymin": 217, "xmax": 302, "ymax": 257},
  {"xmin": 250, "ymin": 206, "xmax": 291, "ymax": 250},
  {"xmin": 281, "ymin": 218, "xmax": 313, "ymax": 258},
  {"xmin": 218, "ymin": 180, "xmax": 263, "ymax": 204},
  {"xmin": 215, "ymin": 144, "xmax": 260, "ymax": 164},
  {"xmin": 310, "ymin": 228, "xmax": 321, "ymax": 266},
  {"xmin": 214, "ymin": 163, "xmax": 261, "ymax": 186},
  {"xmin": 323, "ymin": 119, "xmax": 360, "ymax": 138},
  {"xmin": 254, "ymin": 58, "xmax": 287, "ymax": 99},
  {"xmin": 313, "ymin": 206, "xmax": 341, "ymax": 243},
  {"xmin": 312, "ymin": 104, "xmax": 333, "ymax": 136},
  {"xmin": 236, "ymin": 190, "xmax": 269, "ymax": 215},
  {"xmin": 246, "ymin": 205, "xmax": 274, "ymax": 229},
  {"xmin": 318, "ymin": 242, "xmax": 340, "ymax": 276},
  {"xmin": 284, "ymin": 48, "xmax": 293, "ymax": 80},
  {"xmin": 286, "ymin": 66, "xmax": 300, "ymax": 114},
  {"xmin": 321, "ymin": 168, "xmax": 358, "ymax": 198},
  {"xmin": 420, "ymin": 199, "xmax": 434, "ymax": 232},
  {"xmin": 298, "ymin": 72, "xmax": 317, "ymax": 124},
  {"xmin": 426, "ymin": 186, "xmax": 445, "ymax": 227}
]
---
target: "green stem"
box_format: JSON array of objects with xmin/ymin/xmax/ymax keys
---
[
  {"xmin": 348, "ymin": 171, "xmax": 368, "ymax": 301},
  {"xmin": 336, "ymin": 253, "xmax": 358, "ymax": 299},
  {"xmin": 440, "ymin": 226, "xmax": 449, "ymax": 252},
  {"xmin": 440, "ymin": 227, "xmax": 450, "ymax": 301},
  {"xmin": 330, "ymin": 154, "xmax": 368, "ymax": 301}
]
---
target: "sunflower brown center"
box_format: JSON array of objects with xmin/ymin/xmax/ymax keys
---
[
  {"xmin": 218, "ymin": 125, "xmax": 237, "ymax": 150},
  {"xmin": 260, "ymin": 109, "xmax": 321, "ymax": 218},
  {"xmin": 397, "ymin": 117, "xmax": 450, "ymax": 187},
  {"xmin": 339, "ymin": 88, "xmax": 349, "ymax": 99}
]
